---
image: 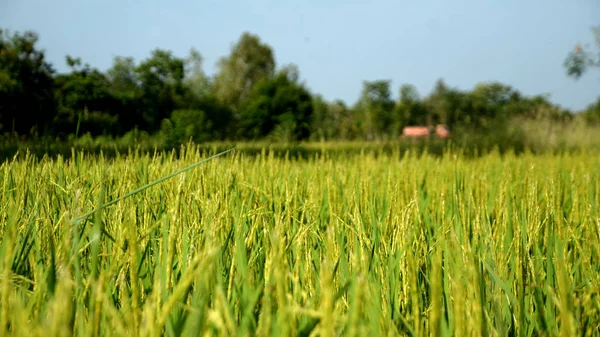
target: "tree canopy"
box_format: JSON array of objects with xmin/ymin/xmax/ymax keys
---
[{"xmin": 0, "ymin": 28, "xmax": 597, "ymax": 147}]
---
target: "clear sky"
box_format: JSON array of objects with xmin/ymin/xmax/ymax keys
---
[{"xmin": 1, "ymin": 0, "xmax": 599, "ymax": 111}]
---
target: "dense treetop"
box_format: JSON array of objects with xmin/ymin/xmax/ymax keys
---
[{"xmin": 0, "ymin": 27, "xmax": 599, "ymax": 147}]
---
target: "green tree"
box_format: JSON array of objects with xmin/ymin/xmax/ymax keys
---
[
  {"xmin": 238, "ymin": 65, "xmax": 313, "ymax": 141},
  {"xmin": 53, "ymin": 56, "xmax": 119, "ymax": 137},
  {"xmin": 184, "ymin": 48, "xmax": 211, "ymax": 100},
  {"xmin": 393, "ymin": 84, "xmax": 427, "ymax": 132},
  {"xmin": 213, "ymin": 32, "xmax": 276, "ymax": 113},
  {"xmin": 329, "ymin": 100, "xmax": 358, "ymax": 140},
  {"xmin": 581, "ymin": 97, "xmax": 600, "ymax": 125},
  {"xmin": 355, "ymin": 80, "xmax": 394, "ymax": 140},
  {"xmin": 136, "ymin": 49, "xmax": 186, "ymax": 132},
  {"xmin": 564, "ymin": 25, "xmax": 600, "ymax": 79},
  {"xmin": 467, "ymin": 82, "xmax": 521, "ymax": 125},
  {"xmin": 163, "ymin": 109, "xmax": 213, "ymax": 147},
  {"xmin": 424, "ymin": 79, "xmax": 451, "ymax": 126},
  {"xmin": 310, "ymin": 94, "xmax": 336, "ymax": 141},
  {"xmin": 179, "ymin": 48, "xmax": 233, "ymax": 140},
  {"xmin": 106, "ymin": 56, "xmax": 142, "ymax": 133},
  {"xmin": 310, "ymin": 95, "xmax": 357, "ymax": 141},
  {"xmin": 107, "ymin": 56, "xmax": 139, "ymax": 99},
  {"xmin": 0, "ymin": 29, "xmax": 56, "ymax": 136}
]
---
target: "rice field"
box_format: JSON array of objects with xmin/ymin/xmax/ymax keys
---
[{"xmin": 0, "ymin": 145, "xmax": 599, "ymax": 337}]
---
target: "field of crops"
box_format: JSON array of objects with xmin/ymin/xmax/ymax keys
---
[{"xmin": 0, "ymin": 145, "xmax": 599, "ymax": 337}]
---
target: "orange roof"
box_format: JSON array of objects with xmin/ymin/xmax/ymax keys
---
[{"xmin": 402, "ymin": 127, "xmax": 430, "ymax": 137}]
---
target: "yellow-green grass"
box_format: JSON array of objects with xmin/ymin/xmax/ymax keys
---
[{"xmin": 0, "ymin": 145, "xmax": 599, "ymax": 336}]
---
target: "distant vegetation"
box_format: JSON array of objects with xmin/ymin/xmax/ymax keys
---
[{"xmin": 0, "ymin": 27, "xmax": 599, "ymax": 158}]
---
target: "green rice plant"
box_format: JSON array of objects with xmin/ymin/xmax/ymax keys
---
[{"xmin": 0, "ymin": 144, "xmax": 599, "ymax": 336}]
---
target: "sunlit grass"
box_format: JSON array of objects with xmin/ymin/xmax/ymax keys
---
[{"xmin": 0, "ymin": 144, "xmax": 599, "ymax": 336}]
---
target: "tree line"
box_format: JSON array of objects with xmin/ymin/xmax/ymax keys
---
[{"xmin": 1, "ymin": 28, "xmax": 599, "ymax": 148}]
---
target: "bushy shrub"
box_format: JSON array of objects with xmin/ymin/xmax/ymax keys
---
[{"xmin": 162, "ymin": 109, "xmax": 213, "ymax": 148}]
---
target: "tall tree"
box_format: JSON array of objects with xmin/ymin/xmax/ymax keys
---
[
  {"xmin": 355, "ymin": 80, "xmax": 394, "ymax": 140},
  {"xmin": 106, "ymin": 56, "xmax": 142, "ymax": 133},
  {"xmin": 329, "ymin": 100, "xmax": 358, "ymax": 140},
  {"xmin": 53, "ymin": 56, "xmax": 118, "ymax": 136},
  {"xmin": 183, "ymin": 48, "xmax": 211, "ymax": 100},
  {"xmin": 468, "ymin": 82, "xmax": 520, "ymax": 124},
  {"xmin": 393, "ymin": 84, "xmax": 426, "ymax": 130},
  {"xmin": 238, "ymin": 64, "xmax": 313, "ymax": 141},
  {"xmin": 136, "ymin": 49, "xmax": 185, "ymax": 131},
  {"xmin": 310, "ymin": 94, "xmax": 335, "ymax": 141},
  {"xmin": 580, "ymin": 97, "xmax": 600, "ymax": 125},
  {"xmin": 107, "ymin": 56, "xmax": 140, "ymax": 100},
  {"xmin": 564, "ymin": 25, "xmax": 600, "ymax": 79},
  {"xmin": 213, "ymin": 32, "xmax": 276, "ymax": 113},
  {"xmin": 179, "ymin": 48, "xmax": 233, "ymax": 139},
  {"xmin": 424, "ymin": 78, "xmax": 450, "ymax": 126},
  {"xmin": 0, "ymin": 29, "xmax": 56, "ymax": 136}
]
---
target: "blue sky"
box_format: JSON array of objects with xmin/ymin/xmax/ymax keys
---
[{"xmin": 1, "ymin": 0, "xmax": 599, "ymax": 111}]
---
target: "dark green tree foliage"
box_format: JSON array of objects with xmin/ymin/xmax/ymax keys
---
[
  {"xmin": 106, "ymin": 56, "xmax": 142, "ymax": 132},
  {"xmin": 0, "ymin": 28, "xmax": 598, "ymax": 147},
  {"xmin": 175, "ymin": 88, "xmax": 233, "ymax": 140},
  {"xmin": 184, "ymin": 48, "xmax": 211, "ymax": 101},
  {"xmin": 239, "ymin": 65, "xmax": 313, "ymax": 141},
  {"xmin": 423, "ymin": 79, "xmax": 451, "ymax": 127},
  {"xmin": 355, "ymin": 80, "xmax": 395, "ymax": 140},
  {"xmin": 53, "ymin": 56, "xmax": 119, "ymax": 137},
  {"xmin": 179, "ymin": 49, "xmax": 233, "ymax": 140},
  {"xmin": 310, "ymin": 97, "xmax": 359, "ymax": 141},
  {"xmin": 464, "ymin": 82, "xmax": 522, "ymax": 126},
  {"xmin": 0, "ymin": 29, "xmax": 55, "ymax": 135},
  {"xmin": 579, "ymin": 97, "xmax": 600, "ymax": 125},
  {"xmin": 136, "ymin": 49, "xmax": 186, "ymax": 132},
  {"xmin": 394, "ymin": 84, "xmax": 427, "ymax": 130},
  {"xmin": 213, "ymin": 32, "xmax": 276, "ymax": 113},
  {"xmin": 163, "ymin": 109, "xmax": 213, "ymax": 146},
  {"xmin": 328, "ymin": 100, "xmax": 358, "ymax": 140},
  {"xmin": 564, "ymin": 25, "xmax": 600, "ymax": 79},
  {"xmin": 563, "ymin": 25, "xmax": 599, "ymax": 125},
  {"xmin": 310, "ymin": 94, "xmax": 336, "ymax": 141}
]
